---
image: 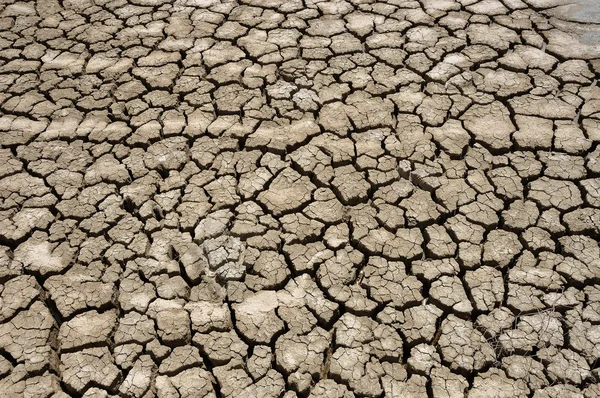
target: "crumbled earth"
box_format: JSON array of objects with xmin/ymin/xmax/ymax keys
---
[{"xmin": 1, "ymin": 0, "xmax": 600, "ymax": 396}]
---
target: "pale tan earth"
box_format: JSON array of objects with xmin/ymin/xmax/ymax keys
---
[{"xmin": 1, "ymin": 0, "xmax": 600, "ymax": 397}]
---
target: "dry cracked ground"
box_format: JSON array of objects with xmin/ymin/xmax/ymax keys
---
[{"xmin": 3, "ymin": 0, "xmax": 600, "ymax": 397}]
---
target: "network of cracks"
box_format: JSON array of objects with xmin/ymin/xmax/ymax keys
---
[{"xmin": 1, "ymin": 0, "xmax": 600, "ymax": 397}]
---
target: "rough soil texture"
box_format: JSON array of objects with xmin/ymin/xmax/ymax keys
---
[{"xmin": 1, "ymin": 0, "xmax": 600, "ymax": 397}]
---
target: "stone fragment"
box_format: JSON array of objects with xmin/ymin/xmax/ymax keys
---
[
  {"xmin": 257, "ymin": 168, "xmax": 315, "ymax": 216},
  {"xmin": 233, "ymin": 291, "xmax": 284, "ymax": 344},
  {"xmin": 465, "ymin": 266, "xmax": 504, "ymax": 312},
  {"xmin": 462, "ymin": 101, "xmax": 515, "ymax": 151},
  {"xmin": 428, "ymin": 119, "xmax": 471, "ymax": 156},
  {"xmin": 528, "ymin": 177, "xmax": 583, "ymax": 211},
  {"xmin": 148, "ymin": 299, "xmax": 191, "ymax": 346},
  {"xmin": 0, "ymin": 275, "xmax": 41, "ymax": 322},
  {"xmin": 59, "ymin": 310, "xmax": 117, "ymax": 351},
  {"xmin": 431, "ymin": 366, "xmax": 468, "ymax": 398},
  {"xmin": 483, "ymin": 230, "xmax": 522, "ymax": 268},
  {"xmin": 438, "ymin": 315, "xmax": 495, "ymax": 372},
  {"xmin": 119, "ymin": 355, "xmax": 155, "ymax": 397},
  {"xmin": 430, "ymin": 275, "xmax": 473, "ymax": 315},
  {"xmin": 61, "ymin": 347, "xmax": 121, "ymax": 394},
  {"xmin": 469, "ymin": 368, "xmax": 530, "ymax": 398},
  {"xmin": 0, "ymin": 301, "xmax": 57, "ymax": 373}
]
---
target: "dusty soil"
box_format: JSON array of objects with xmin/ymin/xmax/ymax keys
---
[{"xmin": 1, "ymin": 0, "xmax": 600, "ymax": 397}]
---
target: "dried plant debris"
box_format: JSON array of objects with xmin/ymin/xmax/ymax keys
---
[{"xmin": 1, "ymin": 0, "xmax": 600, "ymax": 396}]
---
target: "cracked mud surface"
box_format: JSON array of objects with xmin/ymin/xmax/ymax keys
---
[{"xmin": 1, "ymin": 0, "xmax": 600, "ymax": 397}]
